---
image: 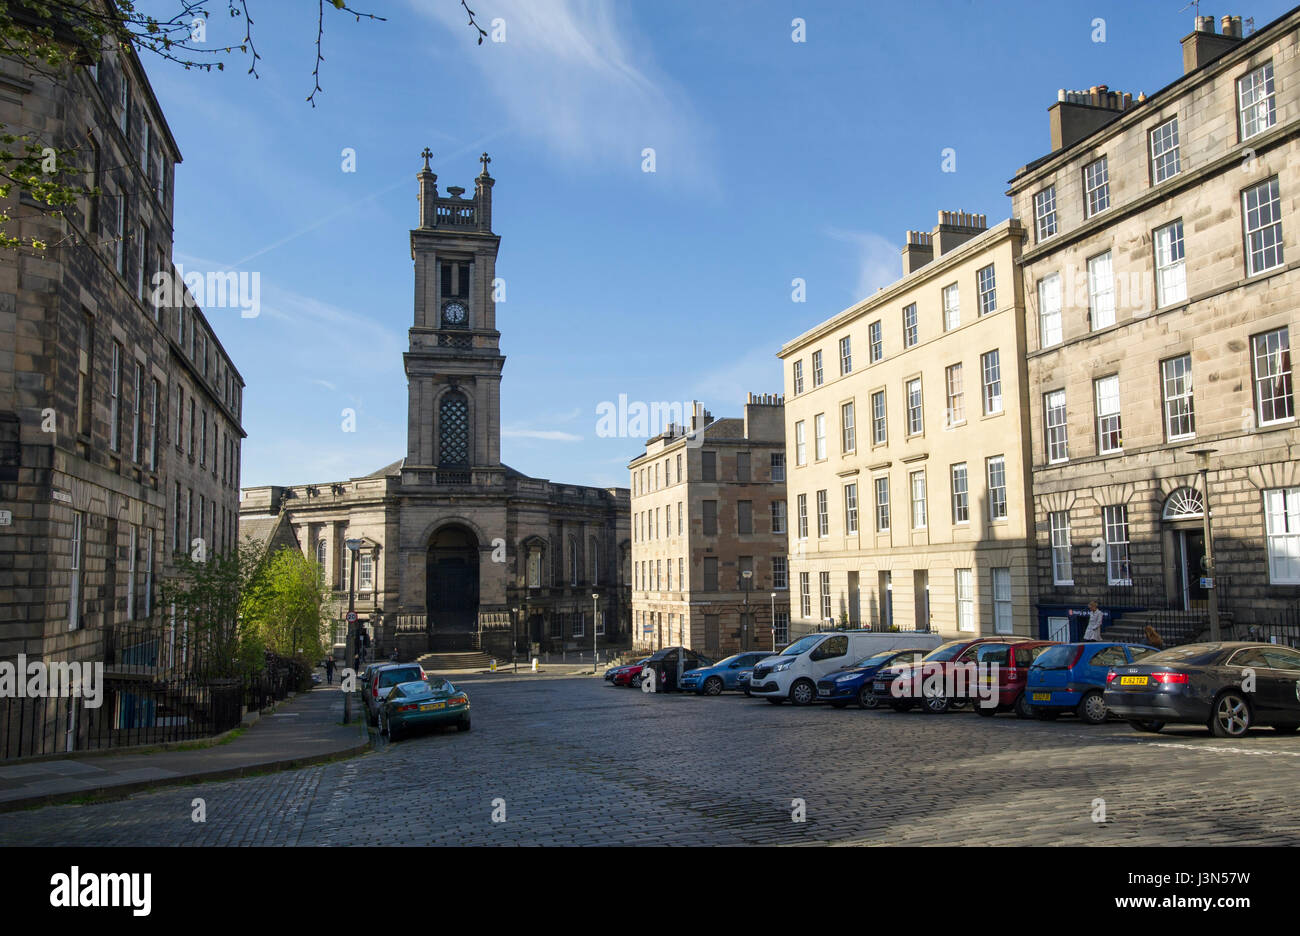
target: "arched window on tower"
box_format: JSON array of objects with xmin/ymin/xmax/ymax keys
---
[
  {"xmin": 439, "ymin": 392, "xmax": 470, "ymax": 466},
  {"xmin": 316, "ymin": 539, "xmax": 328, "ymax": 584}
]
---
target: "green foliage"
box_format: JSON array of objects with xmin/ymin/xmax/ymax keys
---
[
  {"xmin": 160, "ymin": 537, "xmax": 263, "ymax": 679},
  {"xmin": 241, "ymin": 542, "xmax": 332, "ymax": 664}
]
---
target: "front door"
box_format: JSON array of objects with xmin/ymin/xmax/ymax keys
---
[{"xmin": 1176, "ymin": 529, "xmax": 1208, "ymax": 610}]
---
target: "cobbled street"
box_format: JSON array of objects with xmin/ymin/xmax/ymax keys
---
[{"xmin": 3, "ymin": 674, "xmax": 1299, "ymax": 846}]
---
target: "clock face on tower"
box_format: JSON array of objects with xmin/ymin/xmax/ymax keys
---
[{"xmin": 442, "ymin": 301, "xmax": 468, "ymax": 327}]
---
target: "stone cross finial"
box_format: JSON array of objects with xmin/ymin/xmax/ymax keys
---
[
  {"xmin": 421, "ymin": 147, "xmax": 433, "ymax": 171},
  {"xmin": 479, "ymin": 152, "xmax": 492, "ymax": 176}
]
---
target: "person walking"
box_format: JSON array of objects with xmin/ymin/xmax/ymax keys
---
[
  {"xmin": 325, "ymin": 655, "xmax": 335, "ymax": 685},
  {"xmin": 1082, "ymin": 601, "xmax": 1105, "ymax": 642}
]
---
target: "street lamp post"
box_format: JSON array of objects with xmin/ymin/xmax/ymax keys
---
[
  {"xmin": 770, "ymin": 592, "xmax": 777, "ymax": 652},
  {"xmin": 592, "ymin": 592, "xmax": 600, "ymax": 674},
  {"xmin": 741, "ymin": 569, "xmax": 753, "ymax": 651},
  {"xmin": 343, "ymin": 537, "xmax": 361, "ymax": 724},
  {"xmin": 1189, "ymin": 448, "xmax": 1221, "ymax": 641}
]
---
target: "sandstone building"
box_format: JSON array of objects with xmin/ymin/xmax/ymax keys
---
[
  {"xmin": 240, "ymin": 157, "xmax": 630, "ymax": 661},
  {"xmin": 1009, "ymin": 12, "xmax": 1300, "ymax": 639},
  {"xmin": 0, "ymin": 36, "xmax": 244, "ymax": 682},
  {"xmin": 778, "ymin": 214, "xmax": 1035, "ymax": 639},
  {"xmin": 628, "ymin": 397, "xmax": 790, "ymax": 656}
]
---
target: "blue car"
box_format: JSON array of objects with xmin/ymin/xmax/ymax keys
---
[
  {"xmin": 681, "ymin": 652, "xmax": 772, "ymax": 695},
  {"xmin": 815, "ymin": 647, "xmax": 933, "ymax": 709},
  {"xmin": 1026, "ymin": 642, "xmax": 1157, "ymax": 723}
]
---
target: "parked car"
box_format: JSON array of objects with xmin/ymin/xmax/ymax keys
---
[
  {"xmin": 363, "ymin": 663, "xmax": 427, "ymax": 725},
  {"xmin": 379, "ymin": 678, "xmax": 470, "ymax": 741},
  {"xmin": 610, "ymin": 658, "xmax": 651, "ymax": 687},
  {"xmin": 1026, "ymin": 642, "xmax": 1157, "ymax": 723},
  {"xmin": 751, "ymin": 631, "xmax": 945, "ymax": 706},
  {"xmin": 815, "ymin": 647, "xmax": 935, "ymax": 708},
  {"xmin": 640, "ymin": 647, "xmax": 715, "ymax": 692},
  {"xmin": 966, "ymin": 640, "xmax": 1060, "ymax": 717},
  {"xmin": 1104, "ymin": 641, "xmax": 1300, "ymax": 737},
  {"xmin": 606, "ymin": 658, "xmax": 649, "ymax": 685},
  {"xmin": 681, "ymin": 652, "xmax": 771, "ymax": 695},
  {"xmin": 872, "ymin": 636, "xmax": 1034, "ymax": 714}
]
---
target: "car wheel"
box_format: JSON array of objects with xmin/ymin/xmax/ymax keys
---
[
  {"xmin": 704, "ymin": 676, "xmax": 724, "ymax": 696},
  {"xmin": 388, "ymin": 718, "xmax": 402, "ymax": 742},
  {"xmin": 767, "ymin": 698, "xmax": 785, "ymax": 705},
  {"xmin": 1129, "ymin": 719, "xmax": 1165, "ymax": 733},
  {"xmin": 858, "ymin": 686, "xmax": 879, "ymax": 709},
  {"xmin": 1013, "ymin": 692, "xmax": 1034, "ymax": 720},
  {"xmin": 1209, "ymin": 691, "xmax": 1252, "ymax": 738},
  {"xmin": 789, "ymin": 680, "xmax": 816, "ymax": 706},
  {"xmin": 974, "ymin": 701, "xmax": 997, "ymax": 717},
  {"xmin": 922, "ymin": 695, "xmax": 950, "ymax": 715},
  {"xmin": 890, "ymin": 701, "xmax": 914, "ymax": 713},
  {"xmin": 1077, "ymin": 690, "xmax": 1108, "ymax": 725},
  {"xmin": 457, "ymin": 716, "xmax": 471, "ymax": 732}
]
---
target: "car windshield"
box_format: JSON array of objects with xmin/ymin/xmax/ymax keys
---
[
  {"xmin": 394, "ymin": 680, "xmax": 433, "ymax": 699},
  {"xmin": 378, "ymin": 667, "xmax": 424, "ymax": 688},
  {"xmin": 1138, "ymin": 644, "xmax": 1224, "ymax": 665},
  {"xmin": 851, "ymin": 650, "xmax": 903, "ymax": 668},
  {"xmin": 1032, "ymin": 645, "xmax": 1077, "ymax": 669},
  {"xmin": 779, "ymin": 635, "xmax": 823, "ymax": 657},
  {"xmin": 923, "ymin": 640, "xmax": 969, "ymax": 662}
]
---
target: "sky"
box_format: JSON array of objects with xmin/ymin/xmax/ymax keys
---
[{"xmin": 138, "ymin": 0, "xmax": 1297, "ymax": 491}]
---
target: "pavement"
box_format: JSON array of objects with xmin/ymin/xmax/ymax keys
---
[
  {"xmin": 0, "ymin": 683, "xmax": 367, "ymax": 813},
  {"xmin": 3, "ymin": 673, "xmax": 1299, "ymax": 845}
]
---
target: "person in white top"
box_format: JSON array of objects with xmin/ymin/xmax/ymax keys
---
[{"xmin": 1082, "ymin": 601, "xmax": 1104, "ymax": 642}]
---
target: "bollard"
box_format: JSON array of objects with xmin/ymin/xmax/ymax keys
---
[
  {"xmin": 490, "ymin": 659, "xmax": 497, "ymax": 672},
  {"xmin": 531, "ymin": 657, "xmax": 538, "ymax": 672}
]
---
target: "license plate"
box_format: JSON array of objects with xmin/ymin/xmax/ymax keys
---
[
  {"xmin": 419, "ymin": 702, "xmax": 446, "ymax": 711},
  {"xmin": 1032, "ymin": 693, "xmax": 1051, "ymax": 701},
  {"xmin": 817, "ymin": 689, "xmax": 830, "ymax": 696},
  {"xmin": 1119, "ymin": 676, "xmax": 1148, "ymax": 686}
]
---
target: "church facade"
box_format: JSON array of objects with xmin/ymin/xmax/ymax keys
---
[{"xmin": 239, "ymin": 155, "xmax": 630, "ymax": 661}]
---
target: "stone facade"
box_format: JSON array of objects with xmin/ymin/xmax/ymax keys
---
[
  {"xmin": 0, "ymin": 40, "xmax": 244, "ymax": 671},
  {"xmin": 240, "ymin": 159, "xmax": 630, "ymax": 661},
  {"xmin": 778, "ymin": 217, "xmax": 1036, "ymax": 639},
  {"xmin": 629, "ymin": 397, "xmax": 791, "ymax": 657},
  {"xmin": 1008, "ymin": 11, "xmax": 1300, "ymax": 636}
]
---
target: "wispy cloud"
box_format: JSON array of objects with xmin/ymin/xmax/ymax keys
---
[
  {"xmin": 410, "ymin": 0, "xmax": 712, "ymax": 186},
  {"xmin": 826, "ymin": 227, "xmax": 902, "ymax": 300}
]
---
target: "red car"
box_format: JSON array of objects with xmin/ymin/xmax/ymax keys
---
[
  {"xmin": 608, "ymin": 658, "xmax": 650, "ymax": 687},
  {"xmin": 968, "ymin": 640, "xmax": 1060, "ymax": 718},
  {"xmin": 873, "ymin": 636, "xmax": 1037, "ymax": 714}
]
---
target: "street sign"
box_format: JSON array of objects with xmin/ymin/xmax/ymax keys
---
[
  {"xmin": 0, "ymin": 509, "xmax": 11, "ymax": 526},
  {"xmin": 345, "ymin": 611, "xmax": 358, "ymax": 623},
  {"xmin": 1199, "ymin": 577, "xmax": 1214, "ymax": 589}
]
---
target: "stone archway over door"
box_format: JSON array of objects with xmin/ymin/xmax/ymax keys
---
[
  {"xmin": 427, "ymin": 525, "xmax": 479, "ymax": 638},
  {"xmin": 1163, "ymin": 487, "xmax": 1207, "ymax": 611}
]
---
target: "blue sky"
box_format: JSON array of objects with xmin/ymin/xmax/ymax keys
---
[{"xmin": 141, "ymin": 0, "xmax": 1295, "ymax": 490}]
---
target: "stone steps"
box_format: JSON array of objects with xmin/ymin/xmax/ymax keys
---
[{"xmin": 415, "ymin": 651, "xmax": 495, "ymax": 672}]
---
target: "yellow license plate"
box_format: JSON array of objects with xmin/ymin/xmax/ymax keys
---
[
  {"xmin": 1119, "ymin": 675, "xmax": 1148, "ymax": 686},
  {"xmin": 1032, "ymin": 693, "xmax": 1051, "ymax": 701},
  {"xmin": 420, "ymin": 702, "xmax": 445, "ymax": 711}
]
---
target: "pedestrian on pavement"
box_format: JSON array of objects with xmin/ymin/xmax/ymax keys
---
[
  {"xmin": 1082, "ymin": 601, "xmax": 1105, "ymax": 642},
  {"xmin": 325, "ymin": 656, "xmax": 335, "ymax": 685}
]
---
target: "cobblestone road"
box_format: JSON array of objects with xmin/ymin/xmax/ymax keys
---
[{"xmin": 3, "ymin": 674, "xmax": 1299, "ymax": 846}]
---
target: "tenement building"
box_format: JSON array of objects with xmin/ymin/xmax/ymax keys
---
[
  {"xmin": 628, "ymin": 396, "xmax": 790, "ymax": 656},
  {"xmin": 779, "ymin": 214, "xmax": 1035, "ymax": 639},
  {"xmin": 0, "ymin": 41, "xmax": 244, "ymax": 683},
  {"xmin": 240, "ymin": 156, "xmax": 629, "ymax": 661},
  {"xmin": 1009, "ymin": 12, "xmax": 1300, "ymax": 639}
]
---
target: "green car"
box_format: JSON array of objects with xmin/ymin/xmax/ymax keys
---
[{"xmin": 379, "ymin": 678, "xmax": 470, "ymax": 741}]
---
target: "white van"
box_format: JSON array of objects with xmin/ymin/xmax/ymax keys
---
[{"xmin": 749, "ymin": 630, "xmax": 944, "ymax": 705}]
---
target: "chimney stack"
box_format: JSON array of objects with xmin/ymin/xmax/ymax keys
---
[
  {"xmin": 1181, "ymin": 13, "xmax": 1243, "ymax": 74},
  {"xmin": 932, "ymin": 210, "xmax": 988, "ymax": 257},
  {"xmin": 1048, "ymin": 87, "xmax": 1137, "ymax": 151},
  {"xmin": 902, "ymin": 230, "xmax": 933, "ymax": 275}
]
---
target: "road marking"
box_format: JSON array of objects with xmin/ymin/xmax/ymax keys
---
[{"xmin": 1107, "ymin": 736, "xmax": 1300, "ymax": 758}]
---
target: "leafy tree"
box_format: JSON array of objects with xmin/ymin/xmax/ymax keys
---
[
  {"xmin": 241, "ymin": 543, "xmax": 332, "ymax": 665},
  {"xmin": 161, "ymin": 536, "xmax": 266, "ymax": 678}
]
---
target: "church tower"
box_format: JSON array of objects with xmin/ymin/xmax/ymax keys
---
[{"xmin": 404, "ymin": 150, "xmax": 504, "ymax": 483}]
